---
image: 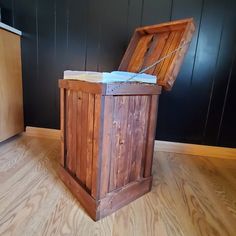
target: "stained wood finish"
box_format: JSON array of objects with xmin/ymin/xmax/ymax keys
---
[
  {"xmin": 63, "ymin": 90, "xmax": 101, "ymax": 194},
  {"xmin": 59, "ymin": 90, "xmax": 169, "ymax": 219},
  {"xmin": 91, "ymin": 94, "xmax": 103, "ymax": 199},
  {"xmin": 119, "ymin": 18, "xmax": 195, "ymax": 90},
  {"xmin": 59, "ymin": 79, "xmax": 162, "ymax": 96},
  {"xmin": 0, "ymin": 135, "xmax": 236, "ymax": 235},
  {"xmin": 107, "ymin": 95, "xmax": 151, "ymax": 191},
  {"xmin": 58, "ymin": 20, "xmax": 194, "ymax": 220},
  {"xmin": 0, "ymin": 28, "xmax": 24, "ymax": 142},
  {"xmin": 59, "ymin": 78, "xmax": 161, "ymax": 219},
  {"xmin": 60, "ymin": 88, "xmax": 65, "ymax": 166},
  {"xmin": 144, "ymin": 95, "xmax": 159, "ymax": 177}
]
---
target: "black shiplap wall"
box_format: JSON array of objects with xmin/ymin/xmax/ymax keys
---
[{"xmin": 0, "ymin": 0, "xmax": 235, "ymax": 148}]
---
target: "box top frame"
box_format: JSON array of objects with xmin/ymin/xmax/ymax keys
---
[{"xmin": 59, "ymin": 79, "xmax": 162, "ymax": 96}]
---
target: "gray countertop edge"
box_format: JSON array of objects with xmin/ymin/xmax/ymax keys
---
[{"xmin": 0, "ymin": 22, "xmax": 22, "ymax": 36}]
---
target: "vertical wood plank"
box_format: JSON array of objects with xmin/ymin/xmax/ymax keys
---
[
  {"xmin": 66, "ymin": 90, "xmax": 77, "ymax": 174},
  {"xmin": 127, "ymin": 34, "xmax": 154, "ymax": 72},
  {"xmin": 75, "ymin": 91, "xmax": 82, "ymax": 179},
  {"xmin": 60, "ymin": 88, "xmax": 65, "ymax": 166},
  {"xmin": 135, "ymin": 96, "xmax": 150, "ymax": 178},
  {"xmin": 157, "ymin": 30, "xmax": 184, "ymax": 85},
  {"xmin": 86, "ymin": 93, "xmax": 95, "ymax": 191},
  {"xmin": 80, "ymin": 92, "xmax": 89, "ymax": 184},
  {"xmin": 129, "ymin": 96, "xmax": 142, "ymax": 182},
  {"xmin": 109, "ymin": 96, "xmax": 120, "ymax": 191},
  {"xmin": 142, "ymin": 32, "xmax": 169, "ymax": 74},
  {"xmin": 66, "ymin": 90, "xmax": 76, "ymax": 173},
  {"xmin": 99, "ymin": 96, "xmax": 114, "ymax": 198},
  {"xmin": 144, "ymin": 95, "xmax": 159, "ymax": 177},
  {"xmin": 91, "ymin": 94, "xmax": 103, "ymax": 198},
  {"xmin": 65, "ymin": 90, "xmax": 71, "ymax": 170},
  {"xmin": 129, "ymin": 96, "xmax": 150, "ymax": 181},
  {"xmin": 155, "ymin": 31, "xmax": 179, "ymax": 77},
  {"xmin": 123, "ymin": 96, "xmax": 136, "ymax": 185},
  {"xmin": 116, "ymin": 96, "xmax": 129, "ymax": 188}
]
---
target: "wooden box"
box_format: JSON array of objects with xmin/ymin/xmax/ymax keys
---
[{"xmin": 58, "ymin": 18, "xmax": 195, "ymax": 220}]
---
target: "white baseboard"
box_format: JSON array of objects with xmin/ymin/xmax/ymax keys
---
[{"xmin": 24, "ymin": 126, "xmax": 236, "ymax": 159}]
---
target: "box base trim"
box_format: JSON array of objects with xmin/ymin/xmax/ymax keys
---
[{"xmin": 58, "ymin": 165, "xmax": 152, "ymax": 221}]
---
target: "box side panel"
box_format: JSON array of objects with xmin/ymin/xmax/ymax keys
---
[{"xmin": 64, "ymin": 89, "xmax": 101, "ymax": 194}]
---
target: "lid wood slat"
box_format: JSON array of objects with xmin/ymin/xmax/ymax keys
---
[
  {"xmin": 127, "ymin": 34, "xmax": 154, "ymax": 72},
  {"xmin": 141, "ymin": 32, "xmax": 169, "ymax": 76},
  {"xmin": 156, "ymin": 30, "xmax": 184, "ymax": 82},
  {"xmin": 154, "ymin": 31, "xmax": 177, "ymax": 77}
]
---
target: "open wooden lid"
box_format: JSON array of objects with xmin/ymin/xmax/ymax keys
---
[{"xmin": 118, "ymin": 18, "xmax": 195, "ymax": 90}]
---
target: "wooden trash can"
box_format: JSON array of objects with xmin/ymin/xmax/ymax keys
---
[{"xmin": 58, "ymin": 18, "xmax": 195, "ymax": 220}]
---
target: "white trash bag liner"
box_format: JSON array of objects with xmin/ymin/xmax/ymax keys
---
[{"xmin": 63, "ymin": 70, "xmax": 157, "ymax": 84}]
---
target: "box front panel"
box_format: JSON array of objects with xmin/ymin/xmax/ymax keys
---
[{"xmin": 100, "ymin": 95, "xmax": 152, "ymax": 198}]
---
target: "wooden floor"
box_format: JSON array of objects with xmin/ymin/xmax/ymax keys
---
[{"xmin": 0, "ymin": 135, "xmax": 236, "ymax": 236}]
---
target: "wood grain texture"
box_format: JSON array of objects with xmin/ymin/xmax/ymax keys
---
[
  {"xmin": 99, "ymin": 96, "xmax": 114, "ymax": 198},
  {"xmin": 0, "ymin": 135, "xmax": 236, "ymax": 235},
  {"xmin": 60, "ymin": 88, "xmax": 65, "ymax": 166},
  {"xmin": 127, "ymin": 34, "xmax": 154, "ymax": 72},
  {"xmin": 0, "ymin": 29, "xmax": 24, "ymax": 142},
  {"xmin": 63, "ymin": 90, "xmax": 99, "ymax": 194},
  {"xmin": 141, "ymin": 32, "xmax": 169, "ymax": 75},
  {"xmin": 144, "ymin": 95, "xmax": 159, "ymax": 177},
  {"xmin": 60, "ymin": 79, "xmax": 159, "ymax": 220},
  {"xmin": 66, "ymin": 90, "xmax": 77, "ymax": 173},
  {"xmin": 118, "ymin": 18, "xmax": 195, "ymax": 90},
  {"xmin": 106, "ymin": 95, "xmax": 151, "ymax": 193},
  {"xmin": 91, "ymin": 94, "xmax": 103, "ymax": 199}
]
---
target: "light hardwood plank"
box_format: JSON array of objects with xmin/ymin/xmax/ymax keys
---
[{"xmin": 0, "ymin": 135, "xmax": 235, "ymax": 236}]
